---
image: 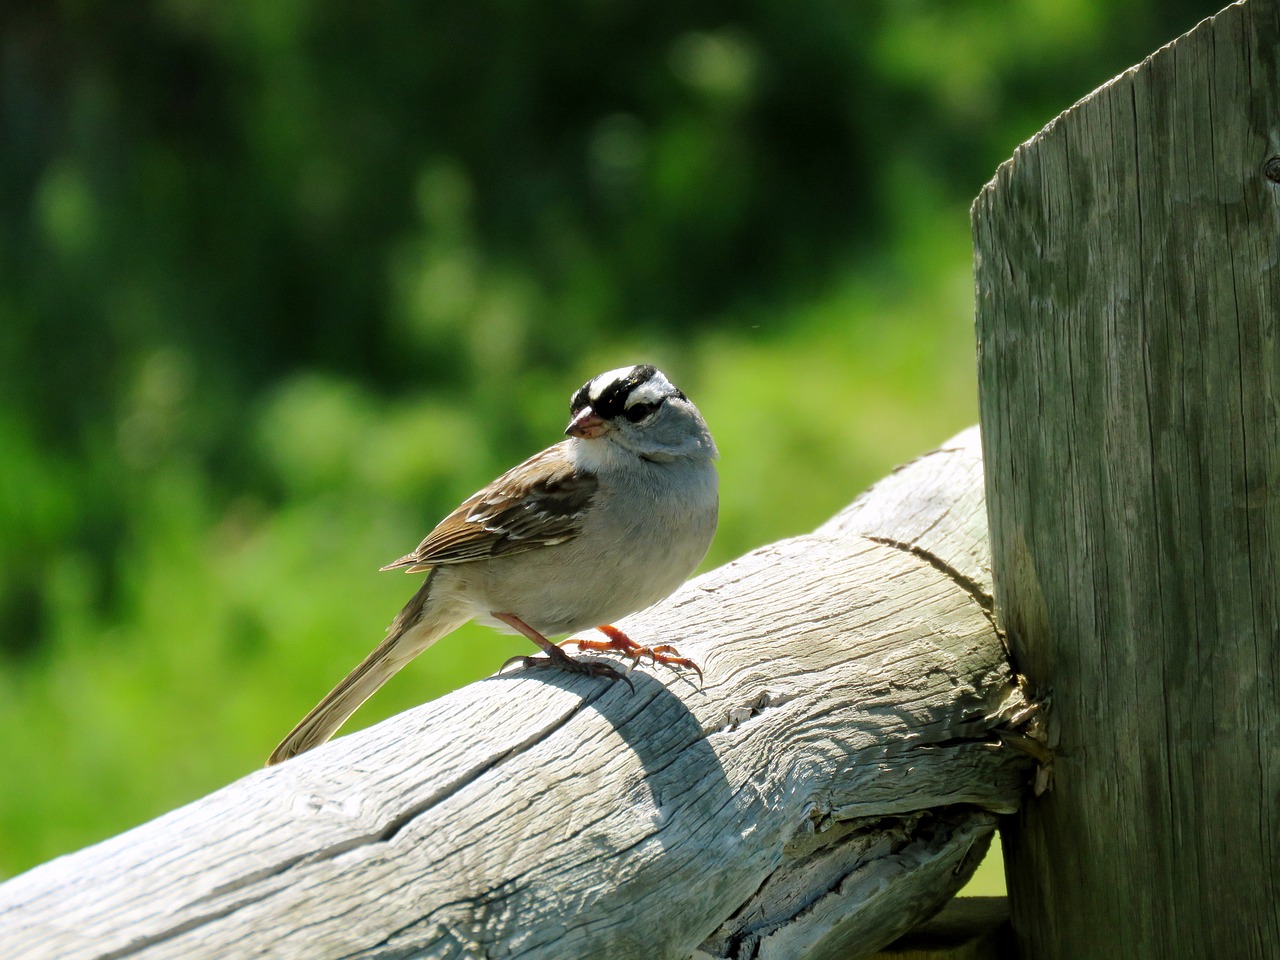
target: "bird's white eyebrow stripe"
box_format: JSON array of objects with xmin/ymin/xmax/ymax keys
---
[
  {"xmin": 588, "ymin": 368, "xmax": 675, "ymax": 404},
  {"xmin": 588, "ymin": 365, "xmax": 642, "ymax": 402},
  {"xmin": 624, "ymin": 378, "xmax": 672, "ymax": 406}
]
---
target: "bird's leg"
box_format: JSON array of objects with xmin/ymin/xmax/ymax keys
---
[
  {"xmin": 494, "ymin": 613, "xmax": 633, "ymax": 690},
  {"xmin": 563, "ymin": 624, "xmax": 703, "ymax": 682}
]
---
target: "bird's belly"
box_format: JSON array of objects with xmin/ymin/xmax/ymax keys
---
[{"xmin": 458, "ymin": 500, "xmax": 715, "ymax": 637}]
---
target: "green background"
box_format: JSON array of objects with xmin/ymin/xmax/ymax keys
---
[{"xmin": 0, "ymin": 0, "xmax": 1219, "ymax": 893}]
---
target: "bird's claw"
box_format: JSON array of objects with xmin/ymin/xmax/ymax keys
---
[
  {"xmin": 500, "ymin": 651, "xmax": 635, "ymax": 692},
  {"xmin": 562, "ymin": 624, "xmax": 703, "ymax": 684}
]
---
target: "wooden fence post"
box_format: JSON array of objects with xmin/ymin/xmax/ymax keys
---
[{"xmin": 974, "ymin": 1, "xmax": 1280, "ymax": 958}]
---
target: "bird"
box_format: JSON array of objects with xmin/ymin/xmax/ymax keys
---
[{"xmin": 266, "ymin": 364, "xmax": 719, "ymax": 765}]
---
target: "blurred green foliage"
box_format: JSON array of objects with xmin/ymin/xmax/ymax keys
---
[{"xmin": 0, "ymin": 0, "xmax": 1218, "ymax": 889}]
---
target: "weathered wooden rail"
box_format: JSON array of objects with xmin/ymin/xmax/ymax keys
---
[{"xmin": 0, "ymin": 427, "xmax": 1034, "ymax": 960}]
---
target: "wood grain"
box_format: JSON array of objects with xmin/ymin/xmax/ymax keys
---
[
  {"xmin": 974, "ymin": 1, "xmax": 1280, "ymax": 957},
  {"xmin": 0, "ymin": 427, "xmax": 1033, "ymax": 960}
]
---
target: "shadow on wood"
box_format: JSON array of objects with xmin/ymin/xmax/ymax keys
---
[
  {"xmin": 0, "ymin": 427, "xmax": 1035, "ymax": 960},
  {"xmin": 871, "ymin": 897, "xmax": 1014, "ymax": 960}
]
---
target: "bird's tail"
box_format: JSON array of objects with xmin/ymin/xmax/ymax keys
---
[{"xmin": 266, "ymin": 571, "xmax": 462, "ymax": 765}]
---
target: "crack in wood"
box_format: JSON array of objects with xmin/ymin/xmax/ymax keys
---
[
  {"xmin": 704, "ymin": 807, "xmax": 994, "ymax": 960},
  {"xmin": 864, "ymin": 535, "xmax": 997, "ymax": 632},
  {"xmin": 194, "ymin": 684, "xmax": 618, "ymax": 913}
]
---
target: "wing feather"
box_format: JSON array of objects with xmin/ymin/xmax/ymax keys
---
[{"xmin": 380, "ymin": 443, "xmax": 596, "ymax": 572}]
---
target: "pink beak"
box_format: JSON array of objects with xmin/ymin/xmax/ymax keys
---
[{"xmin": 565, "ymin": 407, "xmax": 610, "ymax": 439}]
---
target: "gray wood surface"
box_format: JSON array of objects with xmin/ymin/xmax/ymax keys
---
[
  {"xmin": 974, "ymin": 0, "xmax": 1280, "ymax": 957},
  {"xmin": 0, "ymin": 427, "xmax": 1033, "ymax": 960}
]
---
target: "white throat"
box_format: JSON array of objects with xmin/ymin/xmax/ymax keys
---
[{"xmin": 568, "ymin": 435, "xmax": 634, "ymax": 473}]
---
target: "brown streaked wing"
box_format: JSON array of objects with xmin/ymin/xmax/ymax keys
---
[{"xmin": 380, "ymin": 444, "xmax": 597, "ymax": 572}]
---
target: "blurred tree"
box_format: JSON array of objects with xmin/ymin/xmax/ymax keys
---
[
  {"xmin": 0, "ymin": 0, "xmax": 1224, "ymax": 876},
  {"xmin": 2, "ymin": 0, "xmax": 1224, "ymax": 420}
]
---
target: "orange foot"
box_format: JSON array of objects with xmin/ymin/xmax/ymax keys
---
[
  {"xmin": 562, "ymin": 624, "xmax": 703, "ymax": 683},
  {"xmin": 493, "ymin": 612, "xmax": 634, "ymax": 692}
]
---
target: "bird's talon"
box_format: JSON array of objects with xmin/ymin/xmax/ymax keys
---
[
  {"xmin": 567, "ymin": 657, "xmax": 636, "ymax": 692},
  {"xmin": 500, "ymin": 653, "xmax": 543, "ymax": 673},
  {"xmin": 561, "ymin": 624, "xmax": 703, "ymax": 683},
  {"xmin": 603, "ymin": 665, "xmax": 636, "ymax": 693},
  {"xmin": 501, "ymin": 647, "xmax": 635, "ymax": 692}
]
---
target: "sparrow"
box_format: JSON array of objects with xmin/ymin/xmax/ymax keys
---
[{"xmin": 267, "ymin": 365, "xmax": 718, "ymax": 764}]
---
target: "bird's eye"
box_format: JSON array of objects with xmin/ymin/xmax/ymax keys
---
[{"xmin": 624, "ymin": 401, "xmax": 659, "ymax": 423}]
